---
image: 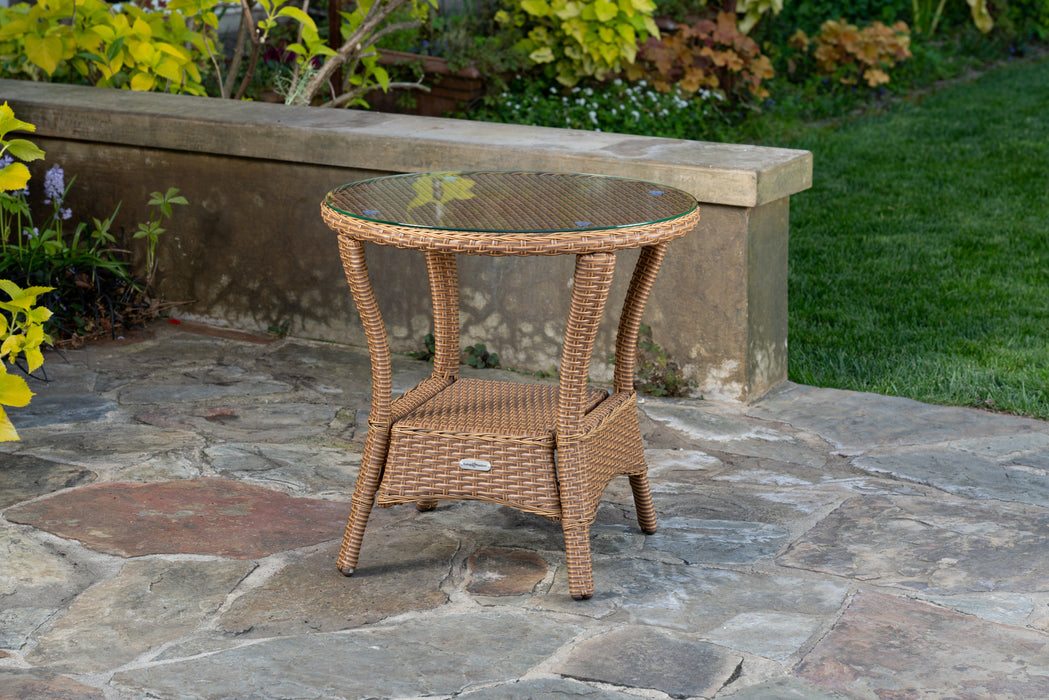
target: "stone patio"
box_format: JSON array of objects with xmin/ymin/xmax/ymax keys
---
[{"xmin": 2, "ymin": 320, "xmax": 1048, "ymax": 699}]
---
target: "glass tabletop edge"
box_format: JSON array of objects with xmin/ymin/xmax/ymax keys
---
[{"xmin": 321, "ymin": 170, "xmax": 700, "ymax": 234}]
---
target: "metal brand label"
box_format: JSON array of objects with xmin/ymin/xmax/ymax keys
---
[{"xmin": 459, "ymin": 458, "xmax": 492, "ymax": 472}]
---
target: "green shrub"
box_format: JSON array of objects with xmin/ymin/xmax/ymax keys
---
[
  {"xmin": 633, "ymin": 324, "xmax": 694, "ymax": 397},
  {"xmin": 464, "ymin": 343, "xmax": 499, "ymax": 368},
  {"xmin": 497, "ymin": 0, "xmax": 660, "ymax": 85},
  {"xmin": 1000, "ymin": 0, "xmax": 1049, "ymax": 39},
  {"xmin": 769, "ymin": 0, "xmax": 910, "ymax": 36},
  {"xmin": 0, "ymin": 0, "xmax": 432, "ymax": 109},
  {"xmin": 0, "ymin": 0, "xmax": 211, "ymax": 94},
  {"xmin": 474, "ymin": 76, "xmax": 732, "ymax": 139},
  {"xmin": 654, "ymin": 0, "xmax": 783, "ymax": 33}
]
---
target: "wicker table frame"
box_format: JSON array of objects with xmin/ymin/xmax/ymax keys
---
[{"xmin": 321, "ymin": 172, "xmax": 699, "ymax": 600}]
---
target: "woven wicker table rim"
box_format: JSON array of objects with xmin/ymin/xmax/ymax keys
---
[{"xmin": 322, "ymin": 170, "xmax": 700, "ymax": 255}]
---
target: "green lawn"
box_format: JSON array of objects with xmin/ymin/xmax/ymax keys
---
[{"xmin": 783, "ymin": 54, "xmax": 1049, "ymax": 419}]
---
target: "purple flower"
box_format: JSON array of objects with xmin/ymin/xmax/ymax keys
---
[
  {"xmin": 61, "ymin": 207, "xmax": 72, "ymax": 220},
  {"xmin": 43, "ymin": 164, "xmax": 65, "ymax": 205}
]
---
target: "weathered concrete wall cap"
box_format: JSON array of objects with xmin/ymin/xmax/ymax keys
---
[{"xmin": 2, "ymin": 79, "xmax": 810, "ymax": 208}]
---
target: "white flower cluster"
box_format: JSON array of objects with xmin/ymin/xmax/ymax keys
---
[{"xmin": 494, "ymin": 77, "xmax": 724, "ymax": 136}]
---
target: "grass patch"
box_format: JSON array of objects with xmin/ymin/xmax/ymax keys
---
[{"xmin": 784, "ymin": 54, "xmax": 1049, "ymax": 418}]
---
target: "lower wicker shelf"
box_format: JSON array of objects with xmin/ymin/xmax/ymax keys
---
[{"xmin": 376, "ymin": 378, "xmax": 644, "ymax": 524}]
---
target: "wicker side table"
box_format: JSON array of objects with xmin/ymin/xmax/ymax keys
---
[{"xmin": 321, "ymin": 171, "xmax": 700, "ymax": 600}]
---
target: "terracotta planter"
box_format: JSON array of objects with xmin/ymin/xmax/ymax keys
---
[{"xmin": 371, "ymin": 49, "xmax": 486, "ymax": 117}]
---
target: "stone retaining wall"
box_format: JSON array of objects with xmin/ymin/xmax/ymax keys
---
[{"xmin": 2, "ymin": 79, "xmax": 811, "ymax": 401}]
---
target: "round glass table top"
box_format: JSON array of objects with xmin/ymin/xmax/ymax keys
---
[{"xmin": 324, "ymin": 171, "xmax": 698, "ymax": 233}]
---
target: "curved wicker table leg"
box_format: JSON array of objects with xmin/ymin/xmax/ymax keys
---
[
  {"xmin": 557, "ymin": 251, "xmax": 616, "ymax": 600},
  {"xmin": 614, "ymin": 243, "xmax": 668, "ymax": 536},
  {"xmin": 426, "ymin": 251, "xmax": 461, "ymax": 382},
  {"xmin": 339, "ymin": 428, "xmax": 389, "ymax": 574},
  {"xmin": 335, "ymin": 238, "xmax": 393, "ymax": 576},
  {"xmin": 414, "ymin": 251, "xmax": 460, "ymax": 514}
]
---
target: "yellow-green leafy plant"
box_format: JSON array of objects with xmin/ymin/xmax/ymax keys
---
[
  {"xmin": 790, "ymin": 19, "xmax": 912, "ymax": 88},
  {"xmin": 0, "ymin": 0, "xmax": 211, "ymax": 94},
  {"xmin": 735, "ymin": 0, "xmax": 783, "ymax": 34},
  {"xmin": 497, "ymin": 0, "xmax": 660, "ymax": 86},
  {"xmin": 0, "ymin": 280, "xmax": 53, "ymax": 441},
  {"xmin": 628, "ymin": 11, "xmax": 774, "ymax": 100},
  {"xmin": 0, "ymin": 104, "xmax": 52, "ymax": 442},
  {"xmin": 0, "ymin": 0, "xmax": 430, "ymax": 108},
  {"xmin": 0, "ymin": 103, "xmax": 42, "ymax": 193}
]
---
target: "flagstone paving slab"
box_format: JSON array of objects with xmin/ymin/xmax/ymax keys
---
[
  {"xmin": 219, "ymin": 533, "xmax": 458, "ymax": 636},
  {"xmin": 721, "ymin": 678, "xmax": 853, "ymax": 699},
  {"xmin": 642, "ymin": 402, "xmax": 828, "ymax": 468},
  {"xmin": 950, "ymin": 431, "xmax": 1049, "ymax": 460},
  {"xmin": 913, "ymin": 590, "xmax": 1037, "ymax": 627},
  {"xmin": 797, "ymin": 590, "xmax": 1049, "ymax": 698},
  {"xmin": 778, "ymin": 495, "xmax": 1049, "ymax": 594},
  {"xmin": 87, "ymin": 334, "xmax": 273, "ymax": 378},
  {"xmin": 0, "ymin": 528, "xmax": 112, "ymax": 601},
  {"xmin": 206, "ymin": 442, "xmax": 360, "ymax": 495},
  {"xmin": 644, "ymin": 487, "xmax": 843, "ymax": 531},
  {"xmin": 113, "ymin": 612, "xmax": 584, "ymax": 699},
  {"xmin": 1008, "ymin": 448, "xmax": 1049, "ymax": 470},
  {"xmin": 702, "ymin": 611, "xmax": 825, "ymax": 662},
  {"xmin": 27, "ymin": 558, "xmax": 255, "ymax": 674},
  {"xmin": 640, "ymin": 517, "xmax": 789, "ymax": 565},
  {"xmin": 0, "ymin": 670, "xmax": 105, "ymax": 699},
  {"xmin": 853, "ymin": 449, "xmax": 1049, "ymax": 507},
  {"xmin": 420, "ymin": 500, "xmax": 570, "ymax": 554},
  {"xmin": 0, "ymin": 607, "xmax": 54, "ymax": 651},
  {"xmin": 113, "ymin": 366, "xmax": 295, "ymax": 404},
  {"xmin": 0, "ymin": 527, "xmax": 112, "ymax": 648},
  {"xmin": 0, "ymin": 454, "xmax": 95, "ymax": 508},
  {"xmin": 0, "ymin": 423, "xmax": 204, "ymax": 472},
  {"xmin": 255, "ymin": 341, "xmax": 384, "ymax": 404},
  {"xmin": 136, "ymin": 403, "xmax": 341, "ymax": 443},
  {"xmin": 466, "ymin": 547, "xmax": 549, "ymax": 596},
  {"xmin": 536, "ymin": 558, "xmax": 849, "ymax": 632},
  {"xmin": 458, "ymin": 677, "xmax": 641, "ymax": 698},
  {"xmin": 4, "ymin": 479, "xmax": 347, "ymax": 558},
  {"xmin": 9, "ymin": 392, "xmax": 116, "ymax": 429},
  {"xmin": 555, "ymin": 625, "xmax": 742, "ymax": 699},
  {"xmin": 750, "ymin": 383, "xmax": 1049, "ymax": 452}
]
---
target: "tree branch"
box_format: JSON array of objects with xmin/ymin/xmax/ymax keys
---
[
  {"xmin": 296, "ymin": 0, "xmax": 417, "ymax": 104},
  {"xmin": 321, "ymin": 80, "xmax": 430, "ymax": 108},
  {"xmin": 221, "ymin": 5, "xmax": 253, "ymax": 98},
  {"xmin": 232, "ymin": 0, "xmax": 264, "ymax": 100}
]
